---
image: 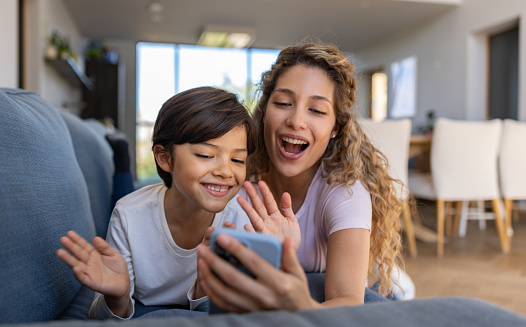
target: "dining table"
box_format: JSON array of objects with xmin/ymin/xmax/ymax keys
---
[
  {"xmin": 408, "ymin": 134, "xmax": 437, "ymax": 243},
  {"xmin": 409, "ymin": 134, "xmax": 432, "ymax": 172}
]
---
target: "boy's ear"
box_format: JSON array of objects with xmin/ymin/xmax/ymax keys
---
[{"xmin": 153, "ymin": 144, "xmax": 172, "ymax": 173}]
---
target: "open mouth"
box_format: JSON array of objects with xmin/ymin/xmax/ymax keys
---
[{"xmin": 280, "ymin": 136, "xmax": 309, "ymax": 155}]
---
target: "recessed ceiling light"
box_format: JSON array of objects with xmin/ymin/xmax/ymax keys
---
[
  {"xmin": 148, "ymin": 2, "xmax": 163, "ymax": 13},
  {"xmin": 197, "ymin": 25, "xmax": 255, "ymax": 48},
  {"xmin": 148, "ymin": 2, "xmax": 163, "ymax": 22}
]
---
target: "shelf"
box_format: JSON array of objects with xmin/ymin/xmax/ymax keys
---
[{"xmin": 46, "ymin": 57, "xmax": 94, "ymax": 91}]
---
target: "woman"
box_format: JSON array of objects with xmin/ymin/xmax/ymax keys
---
[{"xmin": 197, "ymin": 41, "xmax": 405, "ymax": 312}]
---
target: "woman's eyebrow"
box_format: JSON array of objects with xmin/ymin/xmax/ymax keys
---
[
  {"xmin": 273, "ymin": 88, "xmax": 332, "ymax": 104},
  {"xmin": 310, "ymin": 95, "xmax": 332, "ymax": 104},
  {"xmin": 274, "ymin": 88, "xmax": 295, "ymax": 96}
]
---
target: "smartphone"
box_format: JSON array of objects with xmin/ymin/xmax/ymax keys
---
[{"xmin": 208, "ymin": 228, "xmax": 282, "ymax": 314}]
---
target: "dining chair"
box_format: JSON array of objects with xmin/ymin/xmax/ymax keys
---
[
  {"xmin": 360, "ymin": 118, "xmax": 417, "ymax": 257},
  {"xmin": 499, "ymin": 119, "xmax": 526, "ymax": 238},
  {"xmin": 408, "ymin": 118, "xmax": 509, "ymax": 257}
]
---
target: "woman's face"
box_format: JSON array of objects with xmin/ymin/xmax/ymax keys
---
[{"xmin": 263, "ymin": 65, "xmax": 338, "ymax": 179}]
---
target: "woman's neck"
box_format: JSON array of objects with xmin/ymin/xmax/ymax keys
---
[
  {"xmin": 163, "ymin": 187, "xmax": 215, "ymax": 250},
  {"xmin": 263, "ymin": 162, "xmax": 320, "ymax": 213}
]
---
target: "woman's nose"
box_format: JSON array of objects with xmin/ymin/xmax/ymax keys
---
[{"xmin": 286, "ymin": 108, "xmax": 307, "ymax": 130}]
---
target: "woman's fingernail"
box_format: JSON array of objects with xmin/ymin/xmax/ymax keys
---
[{"xmin": 218, "ymin": 234, "xmax": 231, "ymax": 245}]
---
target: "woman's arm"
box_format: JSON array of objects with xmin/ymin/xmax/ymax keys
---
[{"xmin": 322, "ymin": 228, "xmax": 370, "ymax": 307}]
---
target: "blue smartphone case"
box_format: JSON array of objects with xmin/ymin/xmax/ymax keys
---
[{"xmin": 208, "ymin": 228, "xmax": 282, "ymax": 313}]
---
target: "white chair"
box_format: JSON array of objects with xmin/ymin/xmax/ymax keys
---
[
  {"xmin": 408, "ymin": 118, "xmax": 509, "ymax": 257},
  {"xmin": 499, "ymin": 119, "xmax": 526, "ymax": 237},
  {"xmin": 360, "ymin": 118, "xmax": 417, "ymax": 257}
]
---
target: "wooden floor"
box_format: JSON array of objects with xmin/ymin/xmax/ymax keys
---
[{"xmin": 402, "ymin": 200, "xmax": 526, "ymax": 317}]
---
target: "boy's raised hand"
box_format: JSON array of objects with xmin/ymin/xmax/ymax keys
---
[
  {"xmin": 56, "ymin": 230, "xmax": 130, "ymax": 299},
  {"xmin": 237, "ymin": 181, "xmax": 301, "ymax": 253}
]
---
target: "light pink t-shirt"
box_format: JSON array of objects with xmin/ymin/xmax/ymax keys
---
[{"xmin": 236, "ymin": 166, "xmax": 372, "ymax": 272}]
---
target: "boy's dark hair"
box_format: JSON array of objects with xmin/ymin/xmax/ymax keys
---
[{"xmin": 152, "ymin": 86, "xmax": 256, "ymax": 188}]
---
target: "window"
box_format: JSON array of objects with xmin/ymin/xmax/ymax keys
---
[
  {"xmin": 390, "ymin": 56, "xmax": 417, "ymax": 118},
  {"xmin": 136, "ymin": 43, "xmax": 280, "ymax": 184},
  {"xmin": 371, "ymin": 71, "xmax": 388, "ymax": 121}
]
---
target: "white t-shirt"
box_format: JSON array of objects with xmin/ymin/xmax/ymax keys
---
[
  {"xmin": 89, "ymin": 183, "xmax": 252, "ymax": 320},
  {"xmin": 236, "ymin": 166, "xmax": 372, "ymax": 272}
]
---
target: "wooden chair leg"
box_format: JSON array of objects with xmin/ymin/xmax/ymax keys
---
[
  {"xmin": 437, "ymin": 199, "xmax": 445, "ymax": 257},
  {"xmin": 445, "ymin": 201, "xmax": 453, "ymax": 236},
  {"xmin": 492, "ymin": 199, "xmax": 510, "ymax": 253},
  {"xmin": 402, "ymin": 200, "xmax": 417, "ymax": 257},
  {"xmin": 453, "ymin": 201, "xmax": 462, "ymax": 237},
  {"xmin": 504, "ymin": 198, "xmax": 513, "ymax": 237}
]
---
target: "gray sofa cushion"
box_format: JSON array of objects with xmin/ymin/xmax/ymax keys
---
[
  {"xmin": 60, "ymin": 111, "xmax": 114, "ymax": 237},
  {"xmin": 0, "ymin": 88, "xmax": 96, "ymax": 323},
  {"xmin": 2, "ymin": 297, "xmax": 526, "ymax": 327}
]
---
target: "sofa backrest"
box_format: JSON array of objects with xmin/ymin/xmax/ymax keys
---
[
  {"xmin": 0, "ymin": 88, "xmax": 96, "ymax": 323},
  {"xmin": 60, "ymin": 111, "xmax": 114, "ymax": 237}
]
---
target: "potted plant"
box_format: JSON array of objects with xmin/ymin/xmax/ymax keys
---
[{"xmin": 418, "ymin": 110, "xmax": 436, "ymax": 136}]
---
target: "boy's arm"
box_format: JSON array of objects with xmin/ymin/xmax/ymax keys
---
[{"xmin": 57, "ymin": 231, "xmax": 132, "ymax": 318}]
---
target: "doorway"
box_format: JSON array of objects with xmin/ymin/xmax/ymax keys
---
[{"xmin": 488, "ymin": 26, "xmax": 519, "ymax": 120}]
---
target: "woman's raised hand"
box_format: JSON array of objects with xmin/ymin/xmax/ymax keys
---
[
  {"xmin": 237, "ymin": 181, "xmax": 301, "ymax": 253},
  {"xmin": 56, "ymin": 230, "xmax": 130, "ymax": 299}
]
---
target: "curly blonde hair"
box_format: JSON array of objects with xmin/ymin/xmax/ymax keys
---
[{"xmin": 247, "ymin": 41, "xmax": 404, "ymax": 296}]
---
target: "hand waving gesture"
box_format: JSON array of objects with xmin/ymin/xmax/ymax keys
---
[
  {"xmin": 237, "ymin": 181, "xmax": 301, "ymax": 252},
  {"xmin": 56, "ymin": 231, "xmax": 131, "ymax": 299}
]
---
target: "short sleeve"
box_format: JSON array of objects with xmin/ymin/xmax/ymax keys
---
[{"xmin": 321, "ymin": 181, "xmax": 372, "ymax": 235}]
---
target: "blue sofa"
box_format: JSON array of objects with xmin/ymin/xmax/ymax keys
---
[
  {"xmin": 0, "ymin": 87, "xmax": 129, "ymax": 323},
  {"xmin": 1, "ymin": 88, "xmax": 525, "ymax": 326}
]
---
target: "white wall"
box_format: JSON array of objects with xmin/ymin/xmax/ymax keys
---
[
  {"xmin": 16, "ymin": 1, "xmax": 139, "ymax": 176},
  {"xmin": 24, "ymin": 0, "xmax": 84, "ymax": 110},
  {"xmin": 353, "ymin": 0, "xmax": 526, "ymax": 131},
  {"xmin": 0, "ymin": 0, "xmax": 19, "ymax": 88}
]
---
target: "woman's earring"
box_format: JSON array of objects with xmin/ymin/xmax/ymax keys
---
[{"xmin": 332, "ymin": 134, "xmax": 336, "ymax": 139}]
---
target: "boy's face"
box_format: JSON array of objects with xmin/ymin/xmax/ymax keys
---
[{"xmin": 167, "ymin": 125, "xmax": 247, "ymax": 213}]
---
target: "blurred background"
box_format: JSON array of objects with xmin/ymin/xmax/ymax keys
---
[{"xmin": 3, "ymin": 0, "xmax": 523, "ymax": 183}]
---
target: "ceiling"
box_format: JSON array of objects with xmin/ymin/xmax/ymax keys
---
[{"xmin": 62, "ymin": 0, "xmax": 459, "ymax": 52}]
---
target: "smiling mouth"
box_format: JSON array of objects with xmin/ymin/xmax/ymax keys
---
[
  {"xmin": 280, "ymin": 136, "xmax": 309, "ymax": 155},
  {"xmin": 203, "ymin": 184, "xmax": 232, "ymax": 193}
]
